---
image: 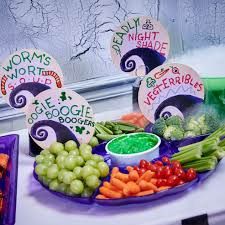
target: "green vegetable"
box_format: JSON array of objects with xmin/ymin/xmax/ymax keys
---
[
  {"xmin": 183, "ymin": 159, "xmax": 217, "ymax": 172},
  {"xmin": 172, "ymin": 148, "xmax": 202, "ymax": 164},
  {"xmin": 152, "ymin": 118, "xmax": 167, "ymax": 136},
  {"xmin": 166, "ymin": 115, "xmax": 183, "ymax": 128},
  {"xmin": 197, "ymin": 113, "xmax": 219, "ymax": 134},
  {"xmin": 163, "ymin": 125, "xmax": 184, "ymax": 140},
  {"xmin": 183, "ymin": 117, "xmax": 202, "ymax": 135},
  {"xmin": 184, "ymin": 131, "xmax": 197, "ymax": 138},
  {"xmin": 96, "ymin": 134, "xmax": 122, "ymax": 141}
]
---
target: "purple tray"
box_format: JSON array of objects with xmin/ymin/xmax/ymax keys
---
[
  {"xmin": 33, "ymin": 135, "xmax": 216, "ymax": 206},
  {"xmin": 0, "ymin": 134, "xmax": 19, "ymax": 225}
]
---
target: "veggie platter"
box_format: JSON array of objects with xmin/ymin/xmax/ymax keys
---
[{"xmin": 0, "ymin": 15, "xmax": 225, "ymax": 224}]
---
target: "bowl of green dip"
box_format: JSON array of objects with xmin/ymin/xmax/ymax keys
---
[{"xmin": 105, "ymin": 132, "xmax": 161, "ymax": 166}]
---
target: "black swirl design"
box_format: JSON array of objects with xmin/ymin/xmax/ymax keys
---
[
  {"xmin": 9, "ymin": 83, "xmax": 50, "ymax": 109},
  {"xmin": 154, "ymin": 95, "xmax": 203, "ymax": 120},
  {"xmin": 120, "ymin": 48, "xmax": 166, "ymax": 75},
  {"xmin": 30, "ymin": 120, "xmax": 79, "ymax": 145}
]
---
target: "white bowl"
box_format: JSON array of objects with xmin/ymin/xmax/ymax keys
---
[{"xmin": 105, "ymin": 132, "xmax": 161, "ymax": 167}]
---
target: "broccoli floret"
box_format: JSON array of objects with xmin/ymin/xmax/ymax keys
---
[
  {"xmin": 166, "ymin": 115, "xmax": 183, "ymax": 128},
  {"xmin": 152, "ymin": 118, "xmax": 167, "ymax": 136},
  {"xmin": 184, "ymin": 131, "xmax": 196, "ymax": 138},
  {"xmin": 184, "ymin": 117, "xmax": 201, "ymax": 135},
  {"xmin": 163, "ymin": 125, "xmax": 184, "ymax": 141},
  {"xmin": 198, "ymin": 114, "xmax": 219, "ymax": 134}
]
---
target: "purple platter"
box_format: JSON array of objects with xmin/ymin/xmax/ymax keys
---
[
  {"xmin": 33, "ymin": 135, "xmax": 216, "ymax": 206},
  {"xmin": 0, "ymin": 134, "xmax": 19, "ymax": 225}
]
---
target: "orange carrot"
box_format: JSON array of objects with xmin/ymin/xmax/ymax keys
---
[
  {"xmin": 139, "ymin": 180, "xmax": 158, "ymax": 192},
  {"xmin": 96, "ymin": 194, "xmax": 109, "ymax": 199},
  {"xmin": 136, "ymin": 190, "xmax": 154, "ymax": 197},
  {"xmin": 157, "ymin": 186, "xmax": 171, "ymax": 192},
  {"xmin": 114, "ymin": 172, "xmax": 129, "ymax": 183},
  {"xmin": 111, "ymin": 167, "xmax": 119, "ymax": 177},
  {"xmin": 123, "ymin": 187, "xmax": 130, "ymax": 197},
  {"xmin": 103, "ymin": 181, "xmax": 120, "ymax": 192},
  {"xmin": 99, "ymin": 187, "xmax": 122, "ymax": 199},
  {"xmin": 150, "ymin": 178, "xmax": 157, "ymax": 185},
  {"xmin": 0, "ymin": 154, "xmax": 9, "ymax": 170},
  {"xmin": 127, "ymin": 181, "xmax": 140, "ymax": 194},
  {"xmin": 129, "ymin": 170, "xmax": 139, "ymax": 182},
  {"xmin": 110, "ymin": 178, "xmax": 126, "ymax": 190},
  {"xmin": 137, "ymin": 171, "xmax": 155, "ymax": 183},
  {"xmin": 126, "ymin": 166, "xmax": 133, "ymax": 172}
]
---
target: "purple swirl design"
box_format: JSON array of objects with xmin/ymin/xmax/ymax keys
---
[
  {"xmin": 30, "ymin": 120, "xmax": 79, "ymax": 145},
  {"xmin": 120, "ymin": 48, "xmax": 166, "ymax": 75},
  {"xmin": 9, "ymin": 83, "xmax": 50, "ymax": 109}
]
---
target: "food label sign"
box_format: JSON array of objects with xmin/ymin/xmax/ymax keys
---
[
  {"xmin": 0, "ymin": 49, "xmax": 64, "ymax": 112},
  {"xmin": 110, "ymin": 16, "xmax": 170, "ymax": 76},
  {"xmin": 26, "ymin": 89, "xmax": 95, "ymax": 149},
  {"xmin": 138, "ymin": 63, "xmax": 204, "ymax": 123}
]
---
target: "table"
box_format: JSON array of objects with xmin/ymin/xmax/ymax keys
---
[{"xmin": 3, "ymin": 114, "xmax": 225, "ymax": 225}]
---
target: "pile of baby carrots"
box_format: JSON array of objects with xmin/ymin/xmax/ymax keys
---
[
  {"xmin": 96, "ymin": 166, "xmax": 170, "ymax": 199},
  {"xmin": 120, "ymin": 112, "xmax": 149, "ymax": 128}
]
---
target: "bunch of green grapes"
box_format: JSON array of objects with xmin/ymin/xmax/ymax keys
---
[{"xmin": 34, "ymin": 140, "xmax": 109, "ymax": 197}]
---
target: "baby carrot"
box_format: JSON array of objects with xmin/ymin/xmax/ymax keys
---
[
  {"xmin": 137, "ymin": 170, "xmax": 155, "ymax": 183},
  {"xmin": 126, "ymin": 166, "xmax": 134, "ymax": 172},
  {"xmin": 136, "ymin": 190, "xmax": 154, "ymax": 197},
  {"xmin": 103, "ymin": 181, "xmax": 120, "ymax": 192},
  {"xmin": 127, "ymin": 181, "xmax": 140, "ymax": 194},
  {"xmin": 110, "ymin": 178, "xmax": 126, "ymax": 190},
  {"xmin": 99, "ymin": 187, "xmax": 122, "ymax": 199},
  {"xmin": 111, "ymin": 167, "xmax": 119, "ymax": 177},
  {"xmin": 157, "ymin": 186, "xmax": 171, "ymax": 192},
  {"xmin": 139, "ymin": 180, "xmax": 158, "ymax": 192},
  {"xmin": 114, "ymin": 172, "xmax": 129, "ymax": 183},
  {"xmin": 150, "ymin": 178, "xmax": 157, "ymax": 185},
  {"xmin": 123, "ymin": 187, "xmax": 130, "ymax": 197},
  {"xmin": 96, "ymin": 194, "xmax": 109, "ymax": 199},
  {"xmin": 129, "ymin": 170, "xmax": 139, "ymax": 182}
]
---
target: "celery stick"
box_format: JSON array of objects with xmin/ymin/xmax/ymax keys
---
[
  {"xmin": 208, "ymin": 148, "xmax": 225, "ymax": 160},
  {"xmin": 201, "ymin": 139, "xmax": 219, "ymax": 155},
  {"xmin": 183, "ymin": 160, "xmax": 216, "ymax": 172},
  {"xmin": 206, "ymin": 126, "xmax": 225, "ymax": 140},
  {"xmin": 172, "ymin": 148, "xmax": 202, "ymax": 164},
  {"xmin": 218, "ymin": 138, "xmax": 225, "ymax": 147},
  {"xmin": 172, "ymin": 146, "xmax": 202, "ymax": 158}
]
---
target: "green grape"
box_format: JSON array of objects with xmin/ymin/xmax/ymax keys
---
[
  {"xmin": 42, "ymin": 159, "xmax": 54, "ymax": 167},
  {"xmin": 49, "ymin": 142, "xmax": 64, "ymax": 155},
  {"xmin": 56, "ymin": 155, "xmax": 66, "ymax": 169},
  {"xmin": 88, "ymin": 136, "xmax": 99, "ymax": 147},
  {"xmin": 91, "ymin": 154, "xmax": 104, "ymax": 162},
  {"xmin": 49, "ymin": 179, "xmax": 60, "ymax": 191},
  {"xmin": 58, "ymin": 169, "xmax": 68, "ymax": 182},
  {"xmin": 35, "ymin": 155, "xmax": 44, "ymax": 164},
  {"xmin": 74, "ymin": 156, "xmax": 84, "ymax": 167},
  {"xmin": 93, "ymin": 168, "xmax": 100, "ymax": 178},
  {"xmin": 70, "ymin": 180, "xmax": 84, "ymax": 195},
  {"xmin": 42, "ymin": 176, "xmax": 52, "ymax": 186},
  {"xmin": 73, "ymin": 167, "xmax": 82, "ymax": 179},
  {"xmin": 63, "ymin": 171, "xmax": 75, "ymax": 184},
  {"xmin": 85, "ymin": 160, "xmax": 97, "ymax": 168},
  {"xmin": 81, "ymin": 187, "xmax": 93, "ymax": 197},
  {"xmin": 64, "ymin": 155, "xmax": 76, "ymax": 170},
  {"xmin": 79, "ymin": 144, "xmax": 92, "ymax": 153},
  {"xmin": 44, "ymin": 153, "xmax": 55, "ymax": 162},
  {"xmin": 80, "ymin": 149, "xmax": 92, "ymax": 161},
  {"xmin": 58, "ymin": 151, "xmax": 69, "ymax": 156},
  {"xmin": 58, "ymin": 183, "xmax": 67, "ymax": 193},
  {"xmin": 65, "ymin": 187, "xmax": 75, "ymax": 196},
  {"xmin": 97, "ymin": 162, "xmax": 109, "ymax": 177},
  {"xmin": 47, "ymin": 164, "xmax": 59, "ymax": 179},
  {"xmin": 38, "ymin": 175, "xmax": 45, "ymax": 182},
  {"xmin": 65, "ymin": 140, "xmax": 78, "ymax": 152},
  {"xmin": 40, "ymin": 149, "xmax": 50, "ymax": 156},
  {"xmin": 68, "ymin": 149, "xmax": 79, "ymax": 157},
  {"xmin": 35, "ymin": 164, "xmax": 47, "ymax": 176},
  {"xmin": 81, "ymin": 165, "xmax": 95, "ymax": 179},
  {"xmin": 85, "ymin": 175, "xmax": 100, "ymax": 189}
]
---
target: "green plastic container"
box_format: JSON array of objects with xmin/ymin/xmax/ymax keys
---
[{"xmin": 202, "ymin": 77, "xmax": 225, "ymax": 117}]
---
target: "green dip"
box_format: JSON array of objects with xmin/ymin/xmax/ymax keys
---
[{"xmin": 107, "ymin": 133, "xmax": 159, "ymax": 155}]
